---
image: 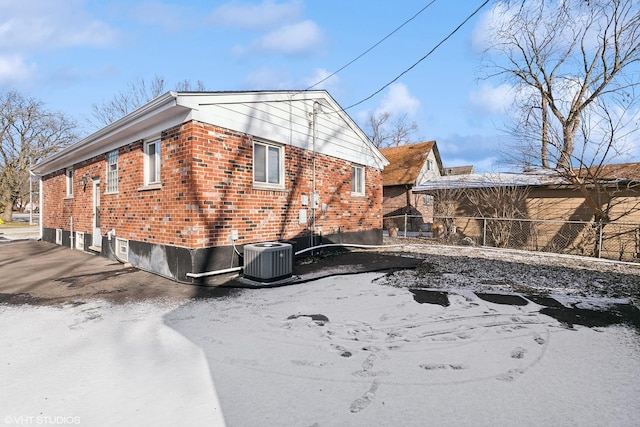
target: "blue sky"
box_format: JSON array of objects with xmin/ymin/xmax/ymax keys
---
[{"xmin": 1, "ymin": 0, "xmax": 513, "ymax": 171}]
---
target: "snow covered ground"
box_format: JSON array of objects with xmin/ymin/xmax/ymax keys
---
[
  {"xmin": 1, "ymin": 268, "xmax": 639, "ymax": 426},
  {"xmin": 0, "ymin": 300, "xmax": 225, "ymax": 426}
]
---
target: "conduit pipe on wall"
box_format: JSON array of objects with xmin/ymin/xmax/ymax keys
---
[
  {"xmin": 185, "ymin": 243, "xmax": 404, "ymax": 280},
  {"xmin": 185, "ymin": 266, "xmax": 243, "ymax": 279},
  {"xmin": 294, "ymin": 243, "xmax": 403, "ymax": 257},
  {"xmin": 107, "ymin": 229, "xmax": 130, "ymax": 265}
]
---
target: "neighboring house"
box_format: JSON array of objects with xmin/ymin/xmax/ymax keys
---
[
  {"xmin": 33, "ymin": 90, "xmax": 388, "ymax": 282},
  {"xmin": 443, "ymin": 165, "xmax": 474, "ymax": 176},
  {"xmin": 413, "ymin": 165, "xmax": 640, "ymax": 258},
  {"xmin": 380, "ymin": 141, "xmax": 443, "ymax": 228}
]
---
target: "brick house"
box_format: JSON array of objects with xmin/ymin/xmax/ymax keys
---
[
  {"xmin": 380, "ymin": 141, "xmax": 444, "ymax": 230},
  {"xmin": 33, "ymin": 91, "xmax": 388, "ymax": 282}
]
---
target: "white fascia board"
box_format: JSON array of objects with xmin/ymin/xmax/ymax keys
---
[{"xmin": 34, "ymin": 92, "xmax": 190, "ymax": 175}]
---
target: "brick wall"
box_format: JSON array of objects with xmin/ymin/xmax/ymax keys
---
[
  {"xmin": 383, "ymin": 185, "xmax": 434, "ymax": 223},
  {"xmin": 42, "ymin": 120, "xmax": 383, "ymax": 249}
]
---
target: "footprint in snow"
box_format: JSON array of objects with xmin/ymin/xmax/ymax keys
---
[
  {"xmin": 510, "ymin": 347, "xmax": 526, "ymax": 359},
  {"xmin": 533, "ymin": 334, "xmax": 546, "ymax": 345},
  {"xmin": 420, "ymin": 363, "xmax": 468, "ymax": 371},
  {"xmin": 497, "ymin": 368, "xmax": 525, "ymax": 382},
  {"xmin": 349, "ymin": 380, "xmax": 379, "ymax": 413},
  {"xmin": 361, "ymin": 353, "xmax": 376, "ymax": 371},
  {"xmin": 331, "ymin": 344, "xmax": 352, "ymax": 358}
]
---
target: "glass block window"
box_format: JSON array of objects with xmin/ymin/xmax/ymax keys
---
[{"xmin": 106, "ymin": 150, "xmax": 118, "ymax": 193}]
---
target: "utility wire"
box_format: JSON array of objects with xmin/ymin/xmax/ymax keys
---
[
  {"xmin": 345, "ymin": 0, "xmax": 490, "ymax": 111},
  {"xmin": 305, "ymin": 0, "xmax": 438, "ymax": 91}
]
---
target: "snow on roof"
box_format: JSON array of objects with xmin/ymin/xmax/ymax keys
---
[{"xmin": 413, "ymin": 169, "xmax": 566, "ymax": 191}]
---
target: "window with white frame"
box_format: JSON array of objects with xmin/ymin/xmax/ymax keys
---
[
  {"xmin": 253, "ymin": 140, "xmax": 283, "ymax": 188},
  {"xmin": 351, "ymin": 165, "xmax": 364, "ymax": 195},
  {"xmin": 427, "ymin": 159, "xmax": 434, "ymax": 171},
  {"xmin": 65, "ymin": 168, "xmax": 73, "ymax": 197},
  {"xmin": 144, "ymin": 140, "xmax": 161, "ymax": 185},
  {"xmin": 106, "ymin": 150, "xmax": 118, "ymax": 193}
]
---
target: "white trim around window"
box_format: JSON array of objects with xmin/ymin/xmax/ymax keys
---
[
  {"xmin": 253, "ymin": 140, "xmax": 284, "ymax": 190},
  {"xmin": 351, "ymin": 164, "xmax": 365, "ymax": 196},
  {"xmin": 144, "ymin": 140, "xmax": 161, "ymax": 186}
]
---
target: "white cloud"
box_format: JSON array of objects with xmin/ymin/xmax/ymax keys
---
[
  {"xmin": 436, "ymin": 133, "xmax": 513, "ymax": 172},
  {"xmin": 303, "ymin": 68, "xmax": 341, "ymax": 94},
  {"xmin": 469, "ymin": 83, "xmax": 514, "ymax": 116},
  {"xmin": 131, "ymin": 1, "xmax": 191, "ymax": 32},
  {"xmin": 0, "ymin": 0, "xmax": 118, "ymax": 51},
  {"xmin": 471, "ymin": 1, "xmax": 602, "ymax": 55},
  {"xmin": 0, "ymin": 55, "xmax": 36, "ymax": 86},
  {"xmin": 374, "ymin": 83, "xmax": 420, "ymax": 117},
  {"xmin": 234, "ymin": 20, "xmax": 324, "ymax": 56},
  {"xmin": 470, "ymin": 2, "xmax": 510, "ymax": 53},
  {"xmin": 210, "ymin": 0, "xmax": 302, "ymax": 30}
]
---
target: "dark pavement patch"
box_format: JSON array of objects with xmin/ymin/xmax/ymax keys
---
[
  {"xmin": 291, "ymin": 250, "xmax": 423, "ymax": 283},
  {"xmin": 540, "ymin": 304, "xmax": 640, "ymax": 332},
  {"xmin": 409, "ymin": 289, "xmax": 450, "ymax": 307},
  {"xmin": 475, "ymin": 292, "xmax": 530, "ymax": 306}
]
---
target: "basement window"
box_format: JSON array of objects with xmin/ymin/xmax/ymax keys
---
[
  {"xmin": 75, "ymin": 231, "xmax": 84, "ymax": 250},
  {"xmin": 115, "ymin": 238, "xmax": 129, "ymax": 262},
  {"xmin": 56, "ymin": 229, "xmax": 62, "ymax": 245}
]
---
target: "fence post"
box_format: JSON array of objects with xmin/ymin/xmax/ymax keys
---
[
  {"xmin": 482, "ymin": 218, "xmax": 487, "ymax": 246},
  {"xmin": 404, "ymin": 213, "xmax": 408, "ymax": 238},
  {"xmin": 597, "ymin": 221, "xmax": 604, "ymax": 259}
]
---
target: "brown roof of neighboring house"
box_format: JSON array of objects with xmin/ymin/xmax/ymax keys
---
[
  {"xmin": 580, "ymin": 162, "xmax": 640, "ymax": 182},
  {"xmin": 380, "ymin": 141, "xmax": 437, "ymax": 186}
]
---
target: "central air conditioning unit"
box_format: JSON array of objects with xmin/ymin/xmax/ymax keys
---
[{"xmin": 243, "ymin": 242, "xmax": 293, "ymax": 282}]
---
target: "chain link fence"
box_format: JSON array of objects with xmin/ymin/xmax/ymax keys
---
[{"xmin": 384, "ymin": 213, "xmax": 640, "ymax": 262}]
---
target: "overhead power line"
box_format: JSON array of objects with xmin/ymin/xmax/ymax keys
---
[
  {"xmin": 345, "ymin": 0, "xmax": 491, "ymax": 111},
  {"xmin": 305, "ymin": 0, "xmax": 438, "ymax": 91}
]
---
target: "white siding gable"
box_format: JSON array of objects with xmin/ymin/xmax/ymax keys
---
[
  {"xmin": 415, "ymin": 150, "xmax": 441, "ymax": 185},
  {"xmin": 180, "ymin": 91, "xmax": 386, "ymax": 170}
]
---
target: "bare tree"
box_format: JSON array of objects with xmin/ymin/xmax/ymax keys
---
[
  {"xmin": 429, "ymin": 187, "xmax": 465, "ymax": 238},
  {"xmin": 367, "ymin": 112, "xmax": 391, "ymax": 148},
  {"xmin": 0, "ymin": 92, "xmax": 77, "ymax": 221},
  {"xmin": 89, "ymin": 75, "xmax": 208, "ymax": 128},
  {"xmin": 175, "ymin": 79, "xmax": 206, "ymax": 92},
  {"xmin": 366, "ymin": 112, "xmax": 418, "ymax": 148},
  {"xmin": 485, "ymin": 0, "xmax": 640, "ymax": 221},
  {"xmin": 465, "ymin": 183, "xmax": 530, "ymax": 248}
]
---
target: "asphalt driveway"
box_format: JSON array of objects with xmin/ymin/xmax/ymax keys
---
[{"xmin": 0, "ymin": 240, "xmax": 421, "ymax": 305}]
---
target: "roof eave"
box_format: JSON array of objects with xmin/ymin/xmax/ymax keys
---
[{"xmin": 34, "ymin": 92, "xmax": 182, "ymax": 175}]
